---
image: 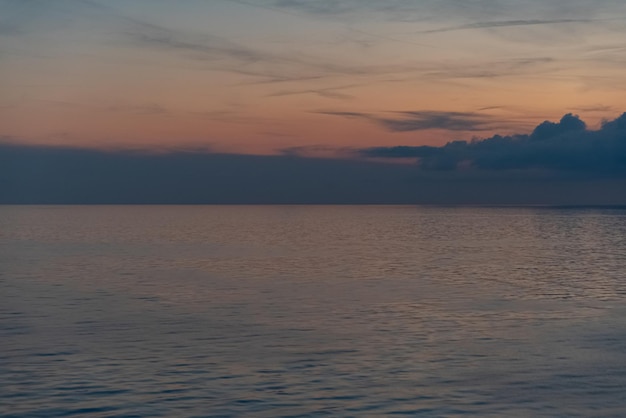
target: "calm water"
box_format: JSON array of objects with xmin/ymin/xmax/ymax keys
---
[{"xmin": 2, "ymin": 206, "xmax": 626, "ymax": 417}]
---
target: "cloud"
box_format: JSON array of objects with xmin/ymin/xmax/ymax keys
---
[
  {"xmin": 124, "ymin": 21, "xmax": 271, "ymax": 65},
  {"xmin": 381, "ymin": 111, "xmax": 496, "ymax": 132},
  {"xmin": 0, "ymin": 144, "xmax": 416, "ymax": 204},
  {"xmin": 120, "ymin": 12, "xmax": 427, "ymax": 84},
  {"xmin": 530, "ymin": 113, "xmax": 586, "ymax": 140},
  {"xmin": 423, "ymin": 58, "xmax": 556, "ymax": 81},
  {"xmin": 36, "ymin": 99, "xmax": 170, "ymax": 116},
  {"xmin": 267, "ymin": 83, "xmax": 362, "ymax": 100},
  {"xmin": 317, "ymin": 110, "xmax": 370, "ymax": 118},
  {"xmin": 419, "ymin": 18, "xmax": 595, "ymax": 34},
  {"xmin": 318, "ymin": 110, "xmax": 497, "ymax": 132},
  {"xmin": 273, "ymin": 0, "xmax": 360, "ymax": 16},
  {"xmin": 2, "ymin": 141, "xmax": 626, "ymax": 205},
  {"xmin": 263, "ymin": 0, "xmax": 626, "ymax": 23},
  {"xmin": 571, "ymin": 105, "xmax": 614, "ymax": 113},
  {"xmin": 359, "ymin": 113, "xmax": 626, "ymax": 173},
  {"xmin": 0, "ymin": 0, "xmax": 326, "ymax": 82},
  {"xmin": 8, "ymin": 0, "xmax": 418, "ymax": 87}
]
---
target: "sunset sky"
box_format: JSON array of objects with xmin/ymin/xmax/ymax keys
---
[
  {"xmin": 2, "ymin": 0, "xmax": 626, "ymax": 204},
  {"xmin": 3, "ymin": 0, "xmax": 626, "ymax": 154}
]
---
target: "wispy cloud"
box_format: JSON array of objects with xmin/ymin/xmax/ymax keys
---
[
  {"xmin": 419, "ymin": 18, "xmax": 595, "ymax": 34},
  {"xmin": 1, "ymin": 0, "xmax": 318, "ymax": 81},
  {"xmin": 258, "ymin": 0, "xmax": 626, "ymax": 27},
  {"xmin": 381, "ymin": 111, "xmax": 496, "ymax": 132},
  {"xmin": 318, "ymin": 110, "xmax": 497, "ymax": 132},
  {"xmin": 423, "ymin": 57, "xmax": 556, "ymax": 80},
  {"xmin": 267, "ymin": 83, "xmax": 364, "ymax": 100},
  {"xmin": 571, "ymin": 105, "xmax": 614, "ymax": 113},
  {"xmin": 123, "ymin": 20, "xmax": 272, "ymax": 65},
  {"xmin": 118, "ymin": 12, "xmax": 427, "ymax": 84},
  {"xmin": 36, "ymin": 99, "xmax": 170, "ymax": 116}
]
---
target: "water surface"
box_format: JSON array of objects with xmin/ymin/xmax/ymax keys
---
[{"xmin": 2, "ymin": 206, "xmax": 626, "ymax": 417}]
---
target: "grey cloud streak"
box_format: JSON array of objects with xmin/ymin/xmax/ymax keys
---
[
  {"xmin": 264, "ymin": 0, "xmax": 626, "ymax": 23},
  {"xmin": 268, "ymin": 83, "xmax": 364, "ymax": 100},
  {"xmin": 382, "ymin": 111, "xmax": 497, "ymax": 132},
  {"xmin": 319, "ymin": 110, "xmax": 497, "ymax": 132},
  {"xmin": 419, "ymin": 18, "xmax": 596, "ymax": 34},
  {"xmin": 121, "ymin": 18, "xmax": 431, "ymax": 84},
  {"xmin": 1, "ymin": 0, "xmax": 423, "ymax": 84}
]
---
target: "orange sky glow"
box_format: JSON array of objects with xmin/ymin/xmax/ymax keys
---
[{"xmin": 3, "ymin": 0, "xmax": 626, "ymax": 155}]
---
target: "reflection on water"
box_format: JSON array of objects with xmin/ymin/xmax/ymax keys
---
[{"xmin": 1, "ymin": 206, "xmax": 626, "ymax": 417}]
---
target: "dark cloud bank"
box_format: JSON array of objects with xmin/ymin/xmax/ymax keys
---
[
  {"xmin": 1, "ymin": 113, "xmax": 626, "ymax": 205},
  {"xmin": 360, "ymin": 113, "xmax": 626, "ymax": 173}
]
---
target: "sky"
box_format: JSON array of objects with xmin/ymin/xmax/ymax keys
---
[{"xmin": 2, "ymin": 0, "xmax": 626, "ymax": 204}]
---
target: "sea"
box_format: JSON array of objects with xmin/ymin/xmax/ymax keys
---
[{"xmin": 1, "ymin": 205, "xmax": 626, "ymax": 417}]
